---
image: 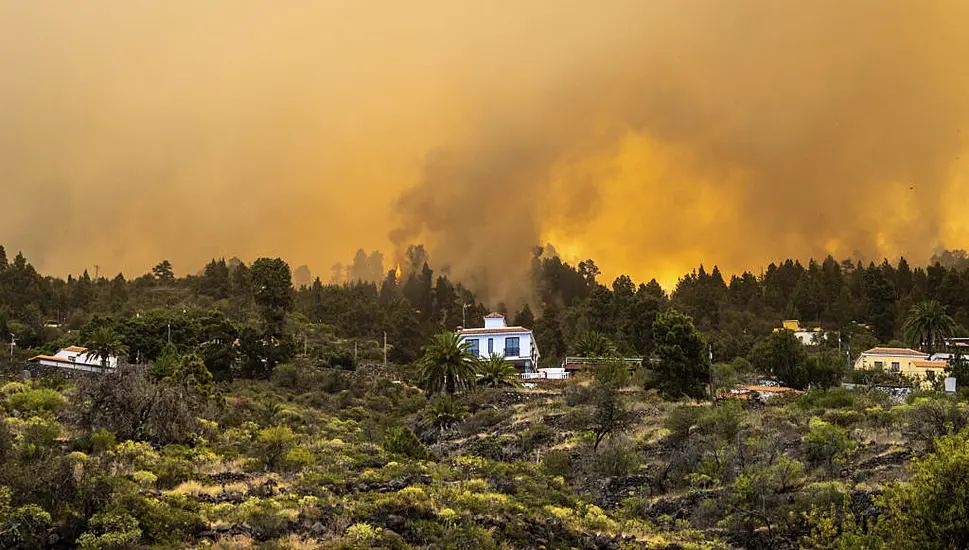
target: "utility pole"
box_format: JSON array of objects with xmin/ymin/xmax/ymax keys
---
[
  {"xmin": 708, "ymin": 343, "xmax": 715, "ymax": 404},
  {"xmin": 167, "ymin": 322, "xmax": 171, "ymax": 344},
  {"xmin": 462, "ymin": 303, "xmax": 470, "ymax": 327},
  {"xmin": 383, "ymin": 332, "xmax": 388, "ymax": 368}
]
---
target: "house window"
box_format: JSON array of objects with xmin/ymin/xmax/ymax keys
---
[
  {"xmin": 488, "ymin": 338, "xmax": 493, "ymax": 355},
  {"xmin": 467, "ymin": 339, "xmax": 479, "ymax": 356},
  {"xmin": 504, "ymin": 337, "xmax": 521, "ymax": 357},
  {"xmin": 891, "ymin": 362, "xmax": 900, "ymax": 372},
  {"xmin": 874, "ymin": 361, "xmax": 884, "ymax": 368}
]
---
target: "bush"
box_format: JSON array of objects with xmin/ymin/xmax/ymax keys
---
[
  {"xmin": 696, "ymin": 401, "xmax": 744, "ymax": 441},
  {"xmin": 901, "ymin": 397, "xmax": 968, "ymax": 448},
  {"xmin": 253, "ymin": 425, "xmax": 297, "ymax": 469},
  {"xmin": 90, "ymin": 429, "xmax": 117, "ymax": 454},
  {"xmin": 461, "ymin": 408, "xmax": 511, "ymax": 434},
  {"xmin": 272, "ymin": 363, "xmax": 300, "ymax": 388},
  {"xmin": 6, "ymin": 388, "xmax": 66, "ymax": 417},
  {"xmin": 467, "ymin": 436, "xmax": 507, "ymax": 461},
  {"xmin": 542, "ymin": 449, "xmax": 573, "ymax": 478},
  {"xmin": 803, "ymin": 418, "xmax": 855, "ymax": 467},
  {"xmin": 77, "ymin": 509, "xmax": 142, "ymax": 549},
  {"xmin": 592, "ymin": 438, "xmax": 640, "ymax": 478},
  {"xmin": 664, "ymin": 406, "xmax": 702, "ymax": 444},
  {"xmin": 877, "ymin": 428, "xmax": 969, "ymax": 549},
  {"xmin": 800, "ymin": 389, "xmax": 857, "ymax": 410},
  {"xmin": 422, "ymin": 396, "xmax": 469, "ymax": 431},
  {"xmin": 382, "ymin": 426, "xmax": 431, "ymax": 460},
  {"xmin": 519, "ymin": 423, "xmax": 555, "ymax": 452},
  {"xmin": 282, "ymin": 446, "xmax": 314, "ymax": 471}
]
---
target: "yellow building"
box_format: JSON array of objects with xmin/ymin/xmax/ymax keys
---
[{"xmin": 853, "ymin": 347, "xmax": 948, "ymax": 386}]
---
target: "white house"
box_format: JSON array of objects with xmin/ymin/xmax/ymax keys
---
[
  {"xmin": 29, "ymin": 346, "xmax": 118, "ymax": 373},
  {"xmin": 458, "ymin": 313, "xmax": 540, "ymax": 372},
  {"xmin": 775, "ymin": 320, "xmax": 826, "ymax": 346}
]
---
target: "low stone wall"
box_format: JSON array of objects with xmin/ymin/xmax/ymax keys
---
[{"xmin": 23, "ymin": 362, "xmax": 148, "ymax": 381}]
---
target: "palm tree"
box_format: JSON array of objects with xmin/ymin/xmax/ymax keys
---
[
  {"xmin": 570, "ymin": 331, "xmax": 619, "ymax": 358},
  {"xmin": 477, "ymin": 354, "xmax": 521, "ymax": 388},
  {"xmin": 422, "ymin": 395, "xmax": 469, "ymax": 430},
  {"xmin": 903, "ymin": 300, "xmax": 957, "ymax": 354},
  {"xmin": 418, "ymin": 331, "xmax": 479, "ymax": 395},
  {"xmin": 83, "ymin": 326, "xmax": 128, "ymax": 371}
]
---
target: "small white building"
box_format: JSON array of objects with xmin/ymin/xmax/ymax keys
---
[
  {"xmin": 458, "ymin": 313, "xmax": 540, "ymax": 372},
  {"xmin": 776, "ymin": 320, "xmax": 826, "ymax": 346},
  {"xmin": 29, "ymin": 346, "xmax": 118, "ymax": 373}
]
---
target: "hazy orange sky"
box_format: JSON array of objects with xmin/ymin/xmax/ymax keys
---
[{"xmin": 3, "ymin": 1, "xmax": 969, "ymax": 297}]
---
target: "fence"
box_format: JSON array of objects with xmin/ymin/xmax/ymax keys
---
[
  {"xmin": 520, "ymin": 371, "xmax": 570, "ymax": 380},
  {"xmin": 560, "ymin": 356, "xmax": 643, "ymax": 369}
]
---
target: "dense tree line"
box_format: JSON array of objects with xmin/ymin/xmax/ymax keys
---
[{"xmin": 3, "ymin": 242, "xmax": 969, "ymax": 383}]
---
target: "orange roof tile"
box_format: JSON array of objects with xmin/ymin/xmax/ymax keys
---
[
  {"xmin": 912, "ymin": 360, "xmax": 948, "ymax": 368},
  {"xmin": 743, "ymin": 385, "xmax": 799, "ymax": 393},
  {"xmin": 484, "ymin": 313, "xmax": 505, "ymax": 318},
  {"xmin": 64, "ymin": 346, "xmax": 88, "ymax": 353},
  {"xmin": 30, "ymin": 354, "xmax": 101, "ymax": 366}
]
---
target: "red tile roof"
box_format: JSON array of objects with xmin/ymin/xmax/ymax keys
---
[
  {"xmin": 458, "ymin": 327, "xmax": 529, "ymax": 335},
  {"xmin": 64, "ymin": 346, "xmax": 88, "ymax": 353},
  {"xmin": 484, "ymin": 313, "xmax": 505, "ymax": 318},
  {"xmin": 863, "ymin": 347, "xmax": 927, "ymax": 356}
]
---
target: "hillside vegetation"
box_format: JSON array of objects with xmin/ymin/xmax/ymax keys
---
[{"xmin": 2, "ymin": 244, "xmax": 969, "ymax": 548}]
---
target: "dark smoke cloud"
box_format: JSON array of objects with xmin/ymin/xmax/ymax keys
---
[{"xmin": 2, "ymin": 2, "xmax": 968, "ymax": 299}]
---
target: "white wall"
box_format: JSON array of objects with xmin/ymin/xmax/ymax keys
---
[{"xmin": 459, "ymin": 331, "xmax": 537, "ymax": 369}]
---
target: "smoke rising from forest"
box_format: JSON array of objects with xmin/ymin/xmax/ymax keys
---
[{"xmin": 3, "ymin": 2, "xmax": 969, "ymax": 300}]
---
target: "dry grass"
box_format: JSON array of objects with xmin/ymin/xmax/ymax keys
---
[
  {"xmin": 273, "ymin": 534, "xmax": 323, "ymax": 549},
  {"xmin": 210, "ymin": 535, "xmax": 256, "ymax": 549},
  {"xmin": 167, "ymin": 480, "xmax": 248, "ymax": 497},
  {"xmin": 199, "ymin": 457, "xmax": 248, "ymax": 476}
]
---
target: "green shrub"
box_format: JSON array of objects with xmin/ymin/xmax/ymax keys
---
[
  {"xmin": 282, "ymin": 446, "xmax": 314, "ymax": 471},
  {"xmin": 901, "ymin": 397, "xmax": 968, "ymax": 448},
  {"xmin": 696, "ymin": 401, "xmax": 744, "ymax": 441},
  {"xmin": 821, "ymin": 409, "xmax": 864, "ymax": 428},
  {"xmin": 0, "ymin": 488, "xmax": 52, "ymax": 548},
  {"xmin": 7, "ymin": 388, "xmax": 66, "ymax": 417},
  {"xmin": 77, "ymin": 509, "xmax": 142, "ymax": 549},
  {"xmin": 272, "ymin": 363, "xmax": 300, "ymax": 388},
  {"xmin": 382, "ymin": 426, "xmax": 431, "ymax": 460},
  {"xmin": 803, "ymin": 418, "xmax": 855, "ymax": 467},
  {"xmin": 461, "ymin": 408, "xmax": 511, "ymax": 434},
  {"xmin": 593, "ymin": 438, "xmax": 640, "ymax": 478},
  {"xmin": 253, "ymin": 425, "xmax": 297, "ymax": 468},
  {"xmin": 800, "ymin": 388, "xmax": 857, "ymax": 411},
  {"xmin": 467, "ymin": 436, "xmax": 507, "ymax": 461},
  {"xmin": 124, "ymin": 493, "xmax": 205, "ymax": 546},
  {"xmin": 877, "ymin": 428, "xmax": 969, "ymax": 548},
  {"xmin": 664, "ymin": 406, "xmax": 702, "ymax": 444},
  {"xmin": 423, "ymin": 396, "xmax": 469, "ymax": 430},
  {"xmin": 519, "ymin": 423, "xmax": 555, "ymax": 452},
  {"xmin": 90, "ymin": 429, "xmax": 117, "ymax": 454},
  {"xmin": 542, "ymin": 449, "xmax": 573, "ymax": 478}
]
